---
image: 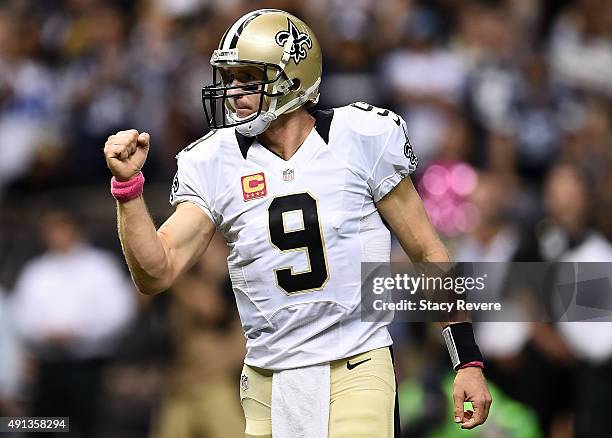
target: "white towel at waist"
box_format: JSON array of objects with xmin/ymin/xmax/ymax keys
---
[{"xmin": 271, "ymin": 363, "xmax": 331, "ymax": 438}]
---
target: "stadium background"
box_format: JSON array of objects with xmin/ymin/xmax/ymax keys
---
[{"xmin": 1, "ymin": 0, "xmax": 611, "ymax": 436}]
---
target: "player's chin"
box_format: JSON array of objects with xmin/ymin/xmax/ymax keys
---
[{"xmin": 235, "ymin": 108, "xmax": 256, "ymax": 118}]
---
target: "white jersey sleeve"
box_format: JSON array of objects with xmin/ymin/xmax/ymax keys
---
[
  {"xmin": 369, "ymin": 112, "xmax": 418, "ymax": 201},
  {"xmin": 341, "ymin": 102, "xmax": 418, "ymax": 202},
  {"xmin": 169, "ymin": 133, "xmax": 219, "ymax": 225}
]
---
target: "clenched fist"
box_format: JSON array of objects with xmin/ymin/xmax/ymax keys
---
[{"xmin": 104, "ymin": 129, "xmax": 150, "ymax": 181}]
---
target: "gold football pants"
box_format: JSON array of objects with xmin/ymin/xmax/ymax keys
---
[{"xmin": 240, "ymin": 347, "xmax": 398, "ymax": 438}]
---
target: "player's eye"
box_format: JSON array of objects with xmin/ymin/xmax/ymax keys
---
[
  {"xmin": 236, "ymin": 71, "xmax": 261, "ymax": 83},
  {"xmin": 221, "ymin": 71, "xmax": 258, "ymax": 85},
  {"xmin": 220, "ymin": 70, "xmax": 234, "ymax": 85},
  {"xmin": 241, "ymin": 84, "xmax": 259, "ymax": 91}
]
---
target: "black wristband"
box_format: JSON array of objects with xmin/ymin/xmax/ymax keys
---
[{"xmin": 442, "ymin": 322, "xmax": 484, "ymax": 371}]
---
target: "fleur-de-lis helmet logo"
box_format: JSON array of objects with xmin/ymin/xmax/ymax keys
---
[{"xmin": 275, "ymin": 18, "xmax": 313, "ymax": 64}]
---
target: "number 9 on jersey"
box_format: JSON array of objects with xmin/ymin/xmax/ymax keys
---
[{"xmin": 267, "ymin": 193, "xmax": 329, "ymax": 294}]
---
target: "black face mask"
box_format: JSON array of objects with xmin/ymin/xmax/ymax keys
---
[{"xmin": 202, "ymin": 63, "xmax": 285, "ymax": 130}]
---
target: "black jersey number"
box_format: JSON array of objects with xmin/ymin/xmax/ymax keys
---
[{"xmin": 268, "ymin": 193, "xmax": 329, "ymax": 294}]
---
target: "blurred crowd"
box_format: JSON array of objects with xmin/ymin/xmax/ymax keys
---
[{"xmin": 1, "ymin": 0, "xmax": 612, "ymax": 437}]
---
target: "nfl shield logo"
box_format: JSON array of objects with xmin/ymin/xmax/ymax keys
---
[
  {"xmin": 283, "ymin": 168, "xmax": 294, "ymax": 182},
  {"xmin": 240, "ymin": 374, "xmax": 249, "ymax": 391}
]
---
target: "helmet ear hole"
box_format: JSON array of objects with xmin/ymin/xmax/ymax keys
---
[{"xmin": 289, "ymin": 79, "xmax": 300, "ymax": 91}]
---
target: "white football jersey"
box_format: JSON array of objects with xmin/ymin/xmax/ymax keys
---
[{"xmin": 170, "ymin": 102, "xmax": 418, "ymax": 369}]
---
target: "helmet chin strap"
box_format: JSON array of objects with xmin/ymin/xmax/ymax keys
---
[
  {"xmin": 233, "ymin": 110, "xmax": 276, "ymax": 137},
  {"xmin": 233, "ymin": 35, "xmax": 295, "ymax": 137}
]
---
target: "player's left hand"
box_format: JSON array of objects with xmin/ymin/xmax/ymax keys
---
[{"xmin": 452, "ymin": 367, "xmax": 492, "ymax": 429}]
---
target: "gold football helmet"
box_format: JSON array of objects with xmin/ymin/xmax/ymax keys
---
[{"xmin": 202, "ymin": 9, "xmax": 322, "ymax": 136}]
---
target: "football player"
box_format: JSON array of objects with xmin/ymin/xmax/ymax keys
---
[{"xmin": 104, "ymin": 9, "xmax": 491, "ymax": 438}]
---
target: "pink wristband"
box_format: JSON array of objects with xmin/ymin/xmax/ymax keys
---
[
  {"xmin": 111, "ymin": 172, "xmax": 145, "ymax": 202},
  {"xmin": 457, "ymin": 361, "xmax": 485, "ymax": 370}
]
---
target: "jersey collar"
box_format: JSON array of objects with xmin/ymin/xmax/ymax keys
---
[{"xmin": 235, "ymin": 109, "xmax": 334, "ymax": 159}]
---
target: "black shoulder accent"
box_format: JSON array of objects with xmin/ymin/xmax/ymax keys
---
[
  {"xmin": 236, "ymin": 108, "xmax": 333, "ymax": 158},
  {"xmin": 313, "ymin": 109, "xmax": 334, "ymax": 144},
  {"xmin": 235, "ymin": 130, "xmax": 255, "ymax": 159}
]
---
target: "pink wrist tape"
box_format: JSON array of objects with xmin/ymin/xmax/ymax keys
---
[
  {"xmin": 458, "ymin": 361, "xmax": 485, "ymax": 370},
  {"xmin": 111, "ymin": 172, "xmax": 145, "ymax": 202}
]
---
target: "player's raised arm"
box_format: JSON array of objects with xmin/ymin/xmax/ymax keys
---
[{"xmin": 104, "ymin": 129, "xmax": 216, "ymax": 295}]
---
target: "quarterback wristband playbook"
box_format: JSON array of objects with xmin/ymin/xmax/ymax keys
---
[
  {"xmin": 442, "ymin": 322, "xmax": 484, "ymax": 371},
  {"xmin": 111, "ymin": 172, "xmax": 145, "ymax": 202}
]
